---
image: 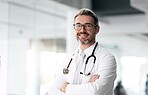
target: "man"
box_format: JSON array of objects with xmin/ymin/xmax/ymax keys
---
[
  {"xmin": 114, "ymin": 81, "xmax": 126, "ymax": 95},
  {"xmin": 49, "ymin": 8, "xmax": 116, "ymax": 95}
]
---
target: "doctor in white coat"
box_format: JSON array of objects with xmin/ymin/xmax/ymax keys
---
[{"xmin": 49, "ymin": 8, "xmax": 116, "ymax": 95}]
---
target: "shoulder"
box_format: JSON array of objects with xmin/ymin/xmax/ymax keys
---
[
  {"xmin": 96, "ymin": 45, "xmax": 115, "ymax": 59},
  {"xmin": 95, "ymin": 45, "xmax": 117, "ymax": 67},
  {"xmin": 64, "ymin": 50, "xmax": 77, "ymax": 59},
  {"xmin": 60, "ymin": 50, "xmax": 77, "ymax": 64}
]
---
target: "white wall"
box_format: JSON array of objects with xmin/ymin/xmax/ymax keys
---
[
  {"xmin": 0, "ymin": 40, "xmax": 8, "ymax": 95},
  {"xmin": 7, "ymin": 39, "xmax": 29, "ymax": 95},
  {"xmin": 0, "ymin": 0, "xmax": 77, "ymax": 95},
  {"xmin": 0, "ymin": 1, "xmax": 9, "ymax": 95}
]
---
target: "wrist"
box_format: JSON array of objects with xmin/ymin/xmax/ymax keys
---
[{"xmin": 60, "ymin": 82, "xmax": 69, "ymax": 93}]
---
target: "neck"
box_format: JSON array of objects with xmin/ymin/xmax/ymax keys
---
[{"xmin": 80, "ymin": 41, "xmax": 96, "ymax": 51}]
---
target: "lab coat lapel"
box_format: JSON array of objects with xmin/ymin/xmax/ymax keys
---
[{"xmin": 67, "ymin": 50, "xmax": 78, "ymax": 83}]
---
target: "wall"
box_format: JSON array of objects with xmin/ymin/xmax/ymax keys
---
[{"xmin": 0, "ymin": 0, "xmax": 77, "ymax": 95}]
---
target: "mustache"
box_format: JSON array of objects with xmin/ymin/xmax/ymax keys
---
[{"xmin": 77, "ymin": 32, "xmax": 89, "ymax": 35}]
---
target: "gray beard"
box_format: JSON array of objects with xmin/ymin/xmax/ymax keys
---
[
  {"xmin": 78, "ymin": 40, "xmax": 89, "ymax": 45},
  {"xmin": 76, "ymin": 35, "xmax": 90, "ymax": 44},
  {"xmin": 81, "ymin": 40, "xmax": 89, "ymax": 44}
]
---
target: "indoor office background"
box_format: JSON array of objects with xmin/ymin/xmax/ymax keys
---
[{"xmin": 0, "ymin": 0, "xmax": 148, "ymax": 95}]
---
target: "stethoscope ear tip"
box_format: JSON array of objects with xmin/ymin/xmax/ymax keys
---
[
  {"xmin": 80, "ymin": 72, "xmax": 91, "ymax": 76},
  {"xmin": 87, "ymin": 73, "xmax": 91, "ymax": 76}
]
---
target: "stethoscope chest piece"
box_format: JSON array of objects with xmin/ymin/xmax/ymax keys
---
[
  {"xmin": 63, "ymin": 68, "xmax": 69, "ymax": 74},
  {"xmin": 63, "ymin": 57, "xmax": 73, "ymax": 75}
]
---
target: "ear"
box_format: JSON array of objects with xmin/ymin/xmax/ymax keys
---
[{"xmin": 95, "ymin": 25, "xmax": 100, "ymax": 34}]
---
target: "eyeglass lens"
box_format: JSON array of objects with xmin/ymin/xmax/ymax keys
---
[{"xmin": 73, "ymin": 23, "xmax": 94, "ymax": 31}]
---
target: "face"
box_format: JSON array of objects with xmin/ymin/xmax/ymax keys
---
[{"xmin": 74, "ymin": 15, "xmax": 99, "ymax": 45}]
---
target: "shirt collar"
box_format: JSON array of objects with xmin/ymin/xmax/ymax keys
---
[{"xmin": 78, "ymin": 42, "xmax": 97, "ymax": 57}]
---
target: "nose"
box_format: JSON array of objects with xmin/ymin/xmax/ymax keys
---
[{"xmin": 80, "ymin": 25, "xmax": 86, "ymax": 31}]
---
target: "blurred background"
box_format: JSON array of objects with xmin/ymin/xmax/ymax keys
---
[{"xmin": 0, "ymin": 0, "xmax": 148, "ymax": 95}]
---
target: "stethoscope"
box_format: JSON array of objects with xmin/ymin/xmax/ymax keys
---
[{"xmin": 63, "ymin": 42, "xmax": 98, "ymax": 76}]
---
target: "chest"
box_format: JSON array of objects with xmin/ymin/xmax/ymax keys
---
[{"xmin": 64, "ymin": 54, "xmax": 101, "ymax": 83}]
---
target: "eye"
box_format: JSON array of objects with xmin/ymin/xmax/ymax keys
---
[
  {"xmin": 88, "ymin": 24, "xmax": 92, "ymax": 27},
  {"xmin": 75, "ymin": 24, "xmax": 81, "ymax": 27},
  {"xmin": 85, "ymin": 24, "xmax": 92, "ymax": 28}
]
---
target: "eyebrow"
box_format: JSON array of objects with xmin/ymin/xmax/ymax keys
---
[{"xmin": 75, "ymin": 23, "xmax": 93, "ymax": 25}]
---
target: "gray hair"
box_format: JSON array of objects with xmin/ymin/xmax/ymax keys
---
[{"xmin": 74, "ymin": 8, "xmax": 99, "ymax": 25}]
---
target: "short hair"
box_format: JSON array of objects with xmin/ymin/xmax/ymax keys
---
[{"xmin": 74, "ymin": 8, "xmax": 99, "ymax": 25}]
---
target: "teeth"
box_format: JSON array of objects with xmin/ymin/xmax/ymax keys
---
[{"xmin": 80, "ymin": 34, "xmax": 88, "ymax": 37}]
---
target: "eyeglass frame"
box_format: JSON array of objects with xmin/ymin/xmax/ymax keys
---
[{"xmin": 73, "ymin": 23, "xmax": 97, "ymax": 31}]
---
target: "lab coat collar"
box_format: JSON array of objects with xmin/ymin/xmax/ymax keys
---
[{"xmin": 78, "ymin": 42, "xmax": 98, "ymax": 57}]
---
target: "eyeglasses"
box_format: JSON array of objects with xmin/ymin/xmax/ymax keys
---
[{"xmin": 73, "ymin": 23, "xmax": 96, "ymax": 31}]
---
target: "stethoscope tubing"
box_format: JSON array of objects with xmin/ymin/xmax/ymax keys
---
[
  {"xmin": 82, "ymin": 42, "xmax": 98, "ymax": 75},
  {"xmin": 63, "ymin": 42, "xmax": 98, "ymax": 76}
]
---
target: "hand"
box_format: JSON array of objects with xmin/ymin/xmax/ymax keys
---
[
  {"xmin": 60, "ymin": 82, "xmax": 69, "ymax": 93},
  {"xmin": 88, "ymin": 74, "xmax": 100, "ymax": 83}
]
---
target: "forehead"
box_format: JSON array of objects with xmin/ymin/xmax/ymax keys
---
[{"xmin": 74, "ymin": 15, "xmax": 94, "ymax": 24}]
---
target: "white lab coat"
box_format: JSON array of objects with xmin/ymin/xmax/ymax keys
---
[{"xmin": 49, "ymin": 43, "xmax": 116, "ymax": 95}]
